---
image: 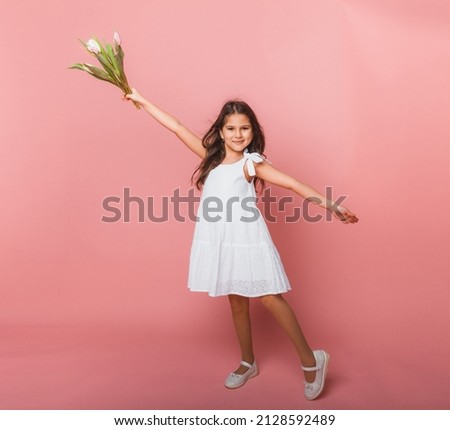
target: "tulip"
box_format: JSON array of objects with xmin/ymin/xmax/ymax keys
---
[
  {"xmin": 113, "ymin": 32, "xmax": 121, "ymax": 46},
  {"xmin": 86, "ymin": 39, "xmax": 101, "ymax": 54}
]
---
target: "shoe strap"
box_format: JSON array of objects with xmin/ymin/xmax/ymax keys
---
[
  {"xmin": 240, "ymin": 360, "xmax": 253, "ymax": 369},
  {"xmin": 301, "ymin": 364, "xmax": 320, "ymax": 371}
]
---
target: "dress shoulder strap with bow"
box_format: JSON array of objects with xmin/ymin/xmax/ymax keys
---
[{"xmin": 243, "ymin": 148, "xmax": 272, "ymax": 177}]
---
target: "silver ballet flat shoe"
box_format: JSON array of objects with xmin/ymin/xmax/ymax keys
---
[
  {"xmin": 224, "ymin": 360, "xmax": 259, "ymax": 389},
  {"xmin": 301, "ymin": 350, "xmax": 330, "ymax": 400}
]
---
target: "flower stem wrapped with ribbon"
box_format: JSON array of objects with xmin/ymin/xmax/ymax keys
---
[{"xmin": 69, "ymin": 32, "xmax": 140, "ymax": 109}]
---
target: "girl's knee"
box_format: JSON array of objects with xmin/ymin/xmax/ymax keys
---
[{"xmin": 259, "ymin": 294, "xmax": 283, "ymax": 308}]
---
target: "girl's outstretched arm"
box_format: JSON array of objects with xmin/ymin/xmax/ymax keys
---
[
  {"xmin": 124, "ymin": 88, "xmax": 206, "ymax": 159},
  {"xmin": 254, "ymin": 161, "xmax": 359, "ymax": 224}
]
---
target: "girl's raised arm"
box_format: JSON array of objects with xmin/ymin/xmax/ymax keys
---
[
  {"xmin": 254, "ymin": 161, "xmax": 359, "ymax": 224},
  {"xmin": 125, "ymin": 88, "xmax": 206, "ymax": 159}
]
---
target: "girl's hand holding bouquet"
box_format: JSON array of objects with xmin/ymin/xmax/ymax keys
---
[{"xmin": 124, "ymin": 88, "xmax": 147, "ymax": 108}]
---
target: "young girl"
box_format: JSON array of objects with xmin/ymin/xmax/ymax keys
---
[{"xmin": 124, "ymin": 89, "xmax": 358, "ymax": 401}]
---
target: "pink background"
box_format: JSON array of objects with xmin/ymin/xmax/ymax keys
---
[{"xmin": 1, "ymin": 0, "xmax": 449, "ymax": 409}]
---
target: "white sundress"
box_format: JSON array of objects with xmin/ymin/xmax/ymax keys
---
[{"xmin": 187, "ymin": 148, "xmax": 292, "ymax": 297}]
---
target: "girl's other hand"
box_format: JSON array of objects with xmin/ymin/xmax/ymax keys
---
[
  {"xmin": 332, "ymin": 205, "xmax": 359, "ymax": 224},
  {"xmin": 123, "ymin": 88, "xmax": 147, "ymax": 107}
]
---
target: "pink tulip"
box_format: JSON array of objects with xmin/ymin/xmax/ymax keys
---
[
  {"xmin": 113, "ymin": 32, "xmax": 121, "ymax": 46},
  {"xmin": 86, "ymin": 39, "xmax": 101, "ymax": 54}
]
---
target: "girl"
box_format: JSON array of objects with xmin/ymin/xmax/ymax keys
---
[{"xmin": 124, "ymin": 89, "xmax": 358, "ymax": 401}]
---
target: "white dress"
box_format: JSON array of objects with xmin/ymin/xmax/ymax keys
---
[{"xmin": 187, "ymin": 148, "xmax": 292, "ymax": 297}]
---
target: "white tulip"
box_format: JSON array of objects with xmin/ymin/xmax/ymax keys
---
[
  {"xmin": 86, "ymin": 39, "xmax": 101, "ymax": 54},
  {"xmin": 113, "ymin": 32, "xmax": 121, "ymax": 46}
]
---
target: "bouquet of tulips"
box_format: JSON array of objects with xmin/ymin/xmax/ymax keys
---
[{"xmin": 69, "ymin": 32, "xmax": 140, "ymax": 109}]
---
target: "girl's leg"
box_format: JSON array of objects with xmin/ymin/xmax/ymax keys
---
[
  {"xmin": 259, "ymin": 294, "xmax": 317, "ymax": 383},
  {"xmin": 228, "ymin": 294, "xmax": 255, "ymax": 375}
]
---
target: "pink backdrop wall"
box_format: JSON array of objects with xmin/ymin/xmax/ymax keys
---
[{"xmin": 1, "ymin": 0, "xmax": 449, "ymax": 409}]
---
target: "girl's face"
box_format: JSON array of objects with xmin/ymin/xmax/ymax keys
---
[{"xmin": 220, "ymin": 114, "xmax": 253, "ymax": 154}]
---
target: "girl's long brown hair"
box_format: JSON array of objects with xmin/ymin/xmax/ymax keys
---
[{"xmin": 191, "ymin": 100, "xmax": 267, "ymax": 193}]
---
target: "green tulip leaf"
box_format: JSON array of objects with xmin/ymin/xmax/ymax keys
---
[
  {"xmin": 68, "ymin": 63, "xmax": 88, "ymax": 71},
  {"xmin": 84, "ymin": 64, "xmax": 117, "ymax": 84},
  {"xmin": 117, "ymin": 45, "xmax": 125, "ymax": 71},
  {"xmin": 105, "ymin": 43, "xmax": 120, "ymax": 73}
]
